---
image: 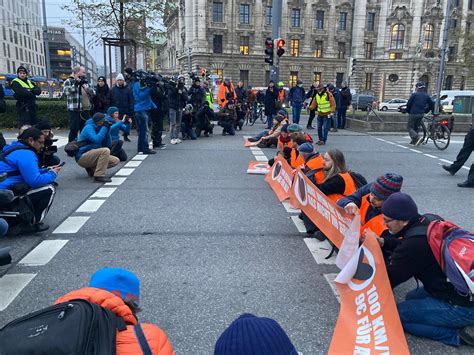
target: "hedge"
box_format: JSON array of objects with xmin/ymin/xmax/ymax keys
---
[{"xmin": 0, "ymin": 98, "xmax": 69, "ymax": 128}]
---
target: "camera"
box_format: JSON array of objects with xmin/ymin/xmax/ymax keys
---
[
  {"xmin": 76, "ymin": 75, "xmax": 88, "ymax": 86},
  {"xmin": 43, "ymin": 138, "xmax": 58, "ymax": 155},
  {"xmin": 133, "ymin": 70, "xmax": 165, "ymax": 88},
  {"xmin": 102, "ymin": 120, "xmax": 112, "ymax": 129},
  {"xmin": 123, "ymin": 115, "xmax": 132, "ymax": 124}
]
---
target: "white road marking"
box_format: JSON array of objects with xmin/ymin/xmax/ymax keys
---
[
  {"xmin": 76, "ymin": 199, "xmax": 106, "ymax": 213},
  {"xmin": 462, "ymin": 166, "xmax": 470, "ymax": 170},
  {"xmin": 252, "ymin": 151, "xmax": 266, "ymax": 156},
  {"xmin": 375, "ymin": 138, "xmax": 386, "ymax": 142},
  {"xmin": 396, "ymin": 144, "xmax": 409, "ymax": 149},
  {"xmin": 439, "ymin": 159, "xmax": 453, "ymax": 164},
  {"xmin": 255, "ymin": 155, "xmax": 268, "ymax": 162},
  {"xmin": 290, "ymin": 216, "xmax": 306, "ymax": 233},
  {"xmin": 19, "ymin": 240, "xmax": 69, "ymax": 266},
  {"xmin": 105, "ymin": 177, "xmax": 127, "ymax": 186},
  {"xmin": 115, "ymin": 168, "xmax": 135, "ymax": 176},
  {"xmin": 132, "ymin": 155, "xmax": 148, "ymax": 161},
  {"xmin": 304, "ymin": 238, "xmax": 337, "ymax": 265},
  {"xmin": 409, "ymin": 149, "xmax": 422, "ymax": 153},
  {"xmin": 53, "ymin": 216, "xmax": 90, "ymax": 234},
  {"xmin": 90, "ymin": 187, "xmax": 117, "ymax": 199},
  {"xmin": 249, "ymin": 147, "xmax": 260, "ymax": 151},
  {"xmin": 324, "ymin": 273, "xmax": 341, "ymax": 302},
  {"xmin": 424, "ymin": 154, "xmax": 438, "ymax": 159},
  {"xmin": 282, "ymin": 201, "xmax": 300, "ymax": 214},
  {"xmin": 0, "ymin": 274, "xmax": 37, "ymax": 311},
  {"xmin": 386, "ymin": 141, "xmax": 396, "ymax": 145},
  {"xmin": 125, "ymin": 160, "xmax": 142, "ymax": 168}
]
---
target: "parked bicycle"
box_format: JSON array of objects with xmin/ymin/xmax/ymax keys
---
[{"xmin": 416, "ymin": 113, "xmax": 451, "ymax": 150}]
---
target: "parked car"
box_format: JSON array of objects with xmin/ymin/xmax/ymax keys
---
[
  {"xmin": 379, "ymin": 98, "xmax": 408, "ymax": 111},
  {"xmin": 352, "ymin": 94, "xmax": 375, "ymax": 111}
]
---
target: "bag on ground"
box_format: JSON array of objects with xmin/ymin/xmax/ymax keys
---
[{"xmin": 64, "ymin": 140, "xmax": 88, "ymax": 157}]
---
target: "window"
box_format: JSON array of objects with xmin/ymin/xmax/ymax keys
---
[
  {"xmin": 450, "ymin": 19, "xmax": 458, "ymax": 29},
  {"xmin": 315, "ymin": 10, "xmax": 324, "ymax": 29},
  {"xmin": 448, "ymin": 46, "xmax": 456, "ymax": 62},
  {"xmin": 423, "ymin": 24, "xmax": 434, "ymax": 50},
  {"xmin": 291, "ymin": 8, "xmax": 301, "ymax": 27},
  {"xmin": 313, "ymin": 72, "xmax": 321, "ymax": 84},
  {"xmin": 444, "ymin": 75, "xmax": 453, "ymax": 90},
  {"xmin": 365, "ymin": 73, "xmax": 373, "ymax": 90},
  {"xmin": 15, "ymin": 47, "xmax": 18, "ymax": 60},
  {"xmin": 389, "ymin": 52, "xmax": 403, "ymax": 59},
  {"xmin": 213, "ymin": 35, "xmax": 223, "ymax": 53},
  {"xmin": 212, "ymin": 2, "xmax": 223, "ymax": 22},
  {"xmin": 337, "ymin": 42, "xmax": 346, "ymax": 59},
  {"xmin": 239, "ymin": 4, "xmax": 250, "ymax": 24},
  {"xmin": 367, "ymin": 12, "xmax": 376, "ymax": 32},
  {"xmin": 469, "ymin": 0, "xmax": 473, "ymax": 10},
  {"xmin": 265, "ymin": 6, "xmax": 272, "ymax": 25},
  {"xmin": 289, "ymin": 71, "xmax": 298, "ymax": 87},
  {"xmin": 466, "ymin": 22, "xmax": 471, "ymax": 34},
  {"xmin": 240, "ymin": 70, "xmax": 249, "ymax": 87},
  {"xmin": 336, "ymin": 73, "xmax": 344, "ymax": 88},
  {"xmin": 390, "ymin": 24, "xmax": 405, "ymax": 49},
  {"xmin": 290, "ymin": 39, "xmax": 299, "ymax": 57},
  {"xmin": 314, "ymin": 40, "xmax": 323, "ymax": 58},
  {"xmin": 339, "ymin": 12, "xmax": 347, "ymax": 30},
  {"xmin": 212, "ymin": 68, "xmax": 223, "ymax": 81},
  {"xmin": 365, "ymin": 42, "xmax": 373, "ymax": 59},
  {"xmin": 240, "ymin": 36, "xmax": 249, "ymax": 55}
]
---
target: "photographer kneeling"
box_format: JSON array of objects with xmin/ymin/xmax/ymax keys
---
[
  {"xmin": 76, "ymin": 113, "xmax": 119, "ymax": 183},
  {"xmin": 35, "ymin": 120, "xmax": 60, "ymax": 168},
  {"xmin": 106, "ymin": 106, "xmax": 131, "ymax": 162},
  {"xmin": 0, "ymin": 128, "xmax": 60, "ymax": 235}
]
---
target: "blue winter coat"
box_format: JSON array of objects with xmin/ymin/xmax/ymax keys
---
[
  {"xmin": 132, "ymin": 82, "xmax": 156, "ymax": 112},
  {"xmin": 407, "ymin": 92, "xmax": 434, "ymax": 115},
  {"xmin": 332, "ymin": 90, "xmax": 341, "ymax": 109},
  {"xmin": 106, "ymin": 116, "xmax": 131, "ymax": 141},
  {"xmin": 288, "ymin": 86, "xmax": 306, "ymax": 104},
  {"xmin": 0, "ymin": 141, "xmax": 57, "ymax": 189},
  {"xmin": 76, "ymin": 119, "xmax": 112, "ymax": 161},
  {"xmin": 110, "ymin": 85, "xmax": 134, "ymax": 116}
]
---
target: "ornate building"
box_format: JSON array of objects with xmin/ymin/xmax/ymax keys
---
[{"xmin": 160, "ymin": 0, "xmax": 474, "ymax": 99}]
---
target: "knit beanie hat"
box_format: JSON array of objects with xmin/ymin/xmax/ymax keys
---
[
  {"xmin": 287, "ymin": 124, "xmax": 303, "ymax": 133},
  {"xmin": 281, "ymin": 124, "xmax": 289, "ymax": 133},
  {"xmin": 98, "ymin": 76, "xmax": 106, "ymax": 82},
  {"xmin": 381, "ymin": 192, "xmax": 419, "ymax": 221},
  {"xmin": 92, "ymin": 112, "xmax": 106, "ymax": 123},
  {"xmin": 298, "ymin": 142, "xmax": 314, "ymax": 153},
  {"xmin": 275, "ymin": 114, "xmax": 284, "ymax": 123},
  {"xmin": 124, "ymin": 68, "xmax": 134, "ymax": 76},
  {"xmin": 17, "ymin": 65, "xmax": 28, "ymax": 74},
  {"xmin": 89, "ymin": 268, "xmax": 140, "ymax": 305},
  {"xmin": 214, "ymin": 313, "xmax": 297, "ymax": 355},
  {"xmin": 116, "ymin": 73, "xmax": 125, "ymax": 81},
  {"xmin": 107, "ymin": 106, "xmax": 119, "ymax": 116},
  {"xmin": 370, "ymin": 173, "xmax": 403, "ymax": 200},
  {"xmin": 35, "ymin": 120, "xmax": 52, "ymax": 131},
  {"xmin": 277, "ymin": 109, "xmax": 288, "ymax": 117}
]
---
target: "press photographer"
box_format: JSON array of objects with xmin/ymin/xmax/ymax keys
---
[
  {"xmin": 166, "ymin": 75, "xmax": 188, "ymax": 145},
  {"xmin": 35, "ymin": 120, "xmax": 60, "ymax": 168}
]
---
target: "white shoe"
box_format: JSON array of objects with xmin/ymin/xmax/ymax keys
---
[
  {"xmin": 170, "ymin": 139, "xmax": 177, "ymax": 145},
  {"xmin": 175, "ymin": 138, "xmax": 182, "ymax": 144}
]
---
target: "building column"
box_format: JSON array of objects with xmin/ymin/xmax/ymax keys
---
[
  {"xmin": 375, "ymin": 0, "xmax": 389, "ymax": 59},
  {"xmin": 351, "ymin": 0, "xmax": 367, "ymax": 59},
  {"xmin": 185, "ymin": 0, "xmax": 194, "ymax": 51},
  {"xmin": 409, "ymin": 0, "xmax": 425, "ymax": 56}
]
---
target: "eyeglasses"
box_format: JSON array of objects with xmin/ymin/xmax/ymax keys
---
[{"xmin": 383, "ymin": 217, "xmax": 395, "ymax": 224}]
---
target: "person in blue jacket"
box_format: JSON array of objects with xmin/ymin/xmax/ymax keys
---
[
  {"xmin": 133, "ymin": 79, "xmax": 156, "ymax": 154},
  {"xmin": 106, "ymin": 106, "xmax": 131, "ymax": 161},
  {"xmin": 76, "ymin": 112, "xmax": 120, "ymax": 183},
  {"xmin": 0, "ymin": 127, "xmax": 61, "ymax": 235}
]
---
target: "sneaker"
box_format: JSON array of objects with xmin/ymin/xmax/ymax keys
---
[
  {"xmin": 457, "ymin": 180, "xmax": 474, "ymax": 188},
  {"xmin": 415, "ymin": 136, "xmax": 424, "ymax": 146},
  {"xmin": 460, "ymin": 326, "xmax": 474, "ymax": 346},
  {"xmin": 204, "ymin": 132, "xmax": 209, "ymax": 137},
  {"xmin": 170, "ymin": 139, "xmax": 177, "ymax": 145},
  {"xmin": 175, "ymin": 138, "xmax": 182, "ymax": 144},
  {"xmin": 442, "ymin": 165, "xmax": 456, "ymax": 176},
  {"xmin": 142, "ymin": 150, "xmax": 157, "ymax": 155},
  {"xmin": 94, "ymin": 176, "xmax": 112, "ymax": 183}
]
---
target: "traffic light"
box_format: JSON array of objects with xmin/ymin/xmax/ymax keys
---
[
  {"xmin": 276, "ymin": 38, "xmax": 285, "ymax": 57},
  {"xmin": 264, "ymin": 37, "xmax": 274, "ymax": 65},
  {"xmin": 348, "ymin": 57, "xmax": 357, "ymax": 77}
]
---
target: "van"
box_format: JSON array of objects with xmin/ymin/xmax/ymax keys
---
[
  {"xmin": 352, "ymin": 94, "xmax": 375, "ymax": 111},
  {"xmin": 437, "ymin": 90, "xmax": 474, "ymax": 114}
]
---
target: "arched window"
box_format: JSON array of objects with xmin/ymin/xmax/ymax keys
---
[
  {"xmin": 390, "ymin": 24, "xmax": 405, "ymax": 49},
  {"xmin": 423, "ymin": 24, "xmax": 434, "ymax": 50}
]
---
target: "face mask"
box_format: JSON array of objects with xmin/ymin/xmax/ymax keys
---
[{"xmin": 298, "ymin": 84, "xmax": 303, "ymax": 87}]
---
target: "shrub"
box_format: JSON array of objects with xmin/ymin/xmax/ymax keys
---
[{"xmin": 0, "ymin": 98, "xmax": 69, "ymax": 128}]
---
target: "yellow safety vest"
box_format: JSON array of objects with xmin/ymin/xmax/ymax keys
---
[
  {"xmin": 12, "ymin": 78, "xmax": 35, "ymax": 89},
  {"xmin": 315, "ymin": 92, "xmax": 331, "ymax": 114}
]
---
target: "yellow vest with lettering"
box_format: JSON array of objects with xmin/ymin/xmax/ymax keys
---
[
  {"xmin": 315, "ymin": 93, "xmax": 331, "ymax": 114},
  {"xmin": 12, "ymin": 78, "xmax": 35, "ymax": 89}
]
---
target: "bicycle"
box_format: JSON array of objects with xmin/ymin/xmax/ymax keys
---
[
  {"xmin": 243, "ymin": 103, "xmax": 257, "ymax": 126},
  {"xmin": 416, "ymin": 114, "xmax": 451, "ymax": 150}
]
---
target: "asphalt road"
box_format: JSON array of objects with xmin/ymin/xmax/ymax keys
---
[{"xmin": 0, "ymin": 115, "xmax": 472, "ymax": 354}]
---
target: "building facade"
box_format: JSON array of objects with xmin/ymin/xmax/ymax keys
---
[
  {"xmin": 0, "ymin": 0, "xmax": 46, "ymax": 76},
  {"xmin": 161, "ymin": 0, "xmax": 474, "ymax": 100}
]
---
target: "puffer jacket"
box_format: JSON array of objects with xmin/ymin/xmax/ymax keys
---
[
  {"xmin": 76, "ymin": 118, "xmax": 112, "ymax": 161},
  {"xmin": 55, "ymin": 288, "xmax": 174, "ymax": 355}
]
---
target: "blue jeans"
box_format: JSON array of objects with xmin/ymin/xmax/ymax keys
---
[
  {"xmin": 337, "ymin": 106, "xmax": 347, "ymax": 128},
  {"xmin": 252, "ymin": 131, "xmax": 269, "ymax": 141},
  {"xmin": 266, "ymin": 115, "xmax": 273, "ymax": 129},
  {"xmin": 292, "ymin": 102, "xmax": 302, "ymax": 124},
  {"xmin": 317, "ymin": 115, "xmax": 331, "ymax": 142},
  {"xmin": 135, "ymin": 110, "xmax": 150, "ymax": 153},
  {"xmin": 398, "ymin": 287, "xmax": 474, "ymax": 346}
]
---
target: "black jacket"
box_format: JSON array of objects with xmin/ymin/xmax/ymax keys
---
[
  {"xmin": 340, "ymin": 87, "xmax": 352, "ymax": 108},
  {"xmin": 109, "ymin": 85, "xmax": 134, "ymax": 116},
  {"xmin": 407, "ymin": 91, "xmax": 434, "ymax": 115},
  {"xmin": 11, "ymin": 78, "xmax": 41, "ymax": 107},
  {"xmin": 235, "ymin": 86, "xmax": 247, "ymax": 103},
  {"xmin": 188, "ymin": 84, "xmax": 206, "ymax": 109},
  {"xmin": 150, "ymin": 85, "xmax": 169, "ymax": 113},
  {"xmin": 264, "ymin": 87, "xmax": 279, "ymax": 116},
  {"xmin": 93, "ymin": 84, "xmax": 110, "ymax": 113},
  {"xmin": 166, "ymin": 83, "xmax": 188, "ymax": 110},
  {"xmin": 387, "ymin": 216, "xmax": 473, "ymax": 307}
]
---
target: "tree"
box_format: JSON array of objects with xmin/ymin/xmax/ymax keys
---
[{"xmin": 62, "ymin": 0, "xmax": 166, "ymax": 71}]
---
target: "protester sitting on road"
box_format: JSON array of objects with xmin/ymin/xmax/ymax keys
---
[
  {"xmin": 217, "ymin": 100, "xmax": 237, "ymax": 136},
  {"xmin": 106, "ymin": 106, "xmax": 130, "ymax": 162},
  {"xmin": 268, "ymin": 124, "xmax": 291, "ymax": 166},
  {"xmin": 363, "ymin": 192, "xmax": 474, "ymax": 347},
  {"xmin": 181, "ymin": 104, "xmax": 197, "ymax": 140},
  {"xmin": 247, "ymin": 110, "xmax": 289, "ymax": 146},
  {"xmin": 214, "ymin": 313, "xmax": 298, "ymax": 355},
  {"xmin": 0, "ymin": 128, "xmax": 60, "ymax": 235},
  {"xmin": 288, "ymin": 125, "xmax": 313, "ymax": 169},
  {"xmin": 75, "ymin": 113, "xmax": 120, "ymax": 183},
  {"xmin": 55, "ymin": 267, "xmax": 174, "ymax": 354},
  {"xmin": 34, "ymin": 120, "xmax": 61, "ymax": 168}
]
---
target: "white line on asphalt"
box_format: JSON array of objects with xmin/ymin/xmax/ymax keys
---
[
  {"xmin": 0, "ymin": 274, "xmax": 37, "ymax": 311},
  {"xmin": 131, "ymin": 155, "xmax": 148, "ymax": 161},
  {"xmin": 252, "ymin": 151, "xmax": 266, "ymax": 156},
  {"xmin": 396, "ymin": 144, "xmax": 409, "ymax": 149},
  {"xmin": 125, "ymin": 160, "xmax": 142, "ymax": 168},
  {"xmin": 375, "ymin": 138, "xmax": 386, "ymax": 142},
  {"xmin": 105, "ymin": 177, "xmax": 127, "ymax": 186},
  {"xmin": 409, "ymin": 149, "xmax": 422, "ymax": 153},
  {"xmin": 282, "ymin": 201, "xmax": 300, "ymax": 214},
  {"xmin": 115, "ymin": 168, "xmax": 135, "ymax": 176},
  {"xmin": 255, "ymin": 155, "xmax": 268, "ymax": 162},
  {"xmin": 249, "ymin": 147, "xmax": 260, "ymax": 151},
  {"xmin": 53, "ymin": 216, "xmax": 90, "ymax": 234},
  {"xmin": 386, "ymin": 141, "xmax": 396, "ymax": 145},
  {"xmin": 90, "ymin": 187, "xmax": 117, "ymax": 199},
  {"xmin": 324, "ymin": 273, "xmax": 341, "ymax": 302},
  {"xmin": 462, "ymin": 166, "xmax": 470, "ymax": 170},
  {"xmin": 304, "ymin": 238, "xmax": 337, "ymax": 265},
  {"xmin": 290, "ymin": 216, "xmax": 306, "ymax": 233},
  {"xmin": 76, "ymin": 199, "xmax": 106, "ymax": 213},
  {"xmin": 439, "ymin": 159, "xmax": 454, "ymax": 164},
  {"xmin": 423, "ymin": 154, "xmax": 438, "ymax": 159},
  {"xmin": 19, "ymin": 240, "xmax": 69, "ymax": 266}
]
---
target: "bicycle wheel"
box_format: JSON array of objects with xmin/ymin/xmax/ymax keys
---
[
  {"xmin": 248, "ymin": 111, "xmax": 257, "ymax": 126},
  {"xmin": 432, "ymin": 124, "xmax": 450, "ymax": 150}
]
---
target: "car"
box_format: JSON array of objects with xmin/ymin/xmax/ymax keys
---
[
  {"xmin": 379, "ymin": 98, "xmax": 408, "ymax": 111},
  {"xmin": 352, "ymin": 94, "xmax": 375, "ymax": 111}
]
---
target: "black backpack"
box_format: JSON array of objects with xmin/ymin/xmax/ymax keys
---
[
  {"xmin": 349, "ymin": 171, "xmax": 368, "ymax": 188},
  {"xmin": 0, "ymin": 299, "xmax": 127, "ymax": 355},
  {"xmin": 0, "ymin": 145, "xmax": 34, "ymax": 177},
  {"xmin": 64, "ymin": 140, "xmax": 89, "ymax": 157}
]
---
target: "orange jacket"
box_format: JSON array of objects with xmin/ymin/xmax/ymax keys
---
[
  {"xmin": 278, "ymin": 89, "xmax": 285, "ymax": 103},
  {"xmin": 327, "ymin": 172, "xmax": 357, "ymax": 202},
  {"xmin": 359, "ymin": 194, "xmax": 387, "ymax": 236},
  {"xmin": 277, "ymin": 137, "xmax": 292, "ymax": 152},
  {"xmin": 290, "ymin": 149, "xmax": 304, "ymax": 169},
  {"xmin": 55, "ymin": 288, "xmax": 174, "ymax": 355},
  {"xmin": 217, "ymin": 83, "xmax": 237, "ymax": 107},
  {"xmin": 304, "ymin": 154, "xmax": 325, "ymax": 184}
]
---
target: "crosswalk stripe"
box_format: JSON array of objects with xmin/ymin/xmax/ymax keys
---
[
  {"xmin": 115, "ymin": 168, "xmax": 135, "ymax": 176},
  {"xmin": 0, "ymin": 274, "xmax": 37, "ymax": 311},
  {"xmin": 303, "ymin": 238, "xmax": 337, "ymax": 265},
  {"xmin": 53, "ymin": 216, "xmax": 90, "ymax": 234},
  {"xmin": 90, "ymin": 188, "xmax": 116, "ymax": 199},
  {"xmin": 19, "ymin": 240, "xmax": 69, "ymax": 266},
  {"xmin": 290, "ymin": 216, "xmax": 306, "ymax": 233}
]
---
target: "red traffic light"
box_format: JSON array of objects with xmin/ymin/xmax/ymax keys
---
[{"xmin": 276, "ymin": 39, "xmax": 285, "ymax": 49}]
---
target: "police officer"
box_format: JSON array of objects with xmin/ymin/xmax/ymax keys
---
[{"xmin": 11, "ymin": 66, "xmax": 41, "ymax": 127}]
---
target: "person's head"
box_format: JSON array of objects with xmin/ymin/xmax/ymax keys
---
[
  {"xmin": 323, "ymin": 149, "xmax": 347, "ymax": 181},
  {"xmin": 73, "ymin": 66, "xmax": 86, "ymax": 79},
  {"xmin": 177, "ymin": 75, "xmax": 185, "ymax": 84},
  {"xmin": 381, "ymin": 192, "xmax": 419, "ymax": 235},
  {"xmin": 34, "ymin": 120, "xmax": 52, "ymax": 138},
  {"xmin": 296, "ymin": 79, "xmax": 303, "ymax": 87},
  {"xmin": 124, "ymin": 68, "xmax": 134, "ymax": 79},
  {"xmin": 369, "ymin": 173, "xmax": 403, "ymax": 209},
  {"xmin": 268, "ymin": 80, "xmax": 275, "ymax": 88},
  {"xmin": 107, "ymin": 106, "xmax": 119, "ymax": 121},
  {"xmin": 237, "ymin": 80, "xmax": 244, "ymax": 88},
  {"xmin": 193, "ymin": 77, "xmax": 201, "ymax": 86},
  {"xmin": 316, "ymin": 84, "xmax": 325, "ymax": 94},
  {"xmin": 92, "ymin": 112, "xmax": 106, "ymax": 126},
  {"xmin": 17, "ymin": 66, "xmax": 28, "ymax": 79},
  {"xmin": 273, "ymin": 114, "xmax": 285, "ymax": 126},
  {"xmin": 277, "ymin": 109, "xmax": 288, "ymax": 119},
  {"xmin": 280, "ymin": 124, "xmax": 289, "ymax": 139},
  {"xmin": 184, "ymin": 103, "xmax": 193, "ymax": 113},
  {"xmin": 89, "ymin": 268, "xmax": 141, "ymax": 313},
  {"xmin": 224, "ymin": 77, "xmax": 231, "ymax": 86},
  {"xmin": 298, "ymin": 142, "xmax": 314, "ymax": 161},
  {"xmin": 278, "ymin": 81, "xmax": 284, "ymax": 88},
  {"xmin": 227, "ymin": 99, "xmax": 235, "ymax": 110},
  {"xmin": 341, "ymin": 81, "xmax": 348, "ymax": 89},
  {"xmin": 116, "ymin": 73, "xmax": 125, "ymax": 87},
  {"xmin": 416, "ymin": 82, "xmax": 426, "ymax": 92},
  {"xmin": 97, "ymin": 76, "xmax": 106, "ymax": 87},
  {"xmin": 18, "ymin": 127, "xmax": 45, "ymax": 152},
  {"xmin": 327, "ymin": 84, "xmax": 335, "ymax": 93},
  {"xmin": 203, "ymin": 81, "xmax": 209, "ymax": 89},
  {"xmin": 214, "ymin": 313, "xmax": 297, "ymax": 355}
]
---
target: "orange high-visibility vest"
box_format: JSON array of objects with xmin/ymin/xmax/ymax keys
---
[
  {"xmin": 327, "ymin": 173, "xmax": 357, "ymax": 203},
  {"xmin": 304, "ymin": 154, "xmax": 325, "ymax": 184},
  {"xmin": 359, "ymin": 194, "xmax": 387, "ymax": 236}
]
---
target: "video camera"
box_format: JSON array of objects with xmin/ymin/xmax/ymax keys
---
[{"xmin": 133, "ymin": 70, "xmax": 169, "ymax": 88}]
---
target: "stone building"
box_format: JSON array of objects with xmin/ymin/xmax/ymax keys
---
[{"xmin": 160, "ymin": 0, "xmax": 474, "ymax": 100}]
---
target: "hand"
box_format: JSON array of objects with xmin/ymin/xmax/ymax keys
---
[
  {"xmin": 344, "ymin": 202, "xmax": 359, "ymax": 215},
  {"xmin": 361, "ymin": 228, "xmax": 383, "ymax": 246},
  {"xmin": 50, "ymin": 165, "xmax": 62, "ymax": 174},
  {"xmin": 178, "ymin": 90, "xmax": 182, "ymax": 94}
]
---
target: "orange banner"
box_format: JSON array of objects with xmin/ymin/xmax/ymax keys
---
[
  {"xmin": 244, "ymin": 138, "xmax": 261, "ymax": 147},
  {"xmin": 289, "ymin": 168, "xmax": 351, "ymax": 248},
  {"xmin": 264, "ymin": 155, "xmax": 294, "ymax": 202},
  {"xmin": 329, "ymin": 236, "xmax": 410, "ymax": 354},
  {"xmin": 247, "ymin": 161, "xmax": 270, "ymax": 175}
]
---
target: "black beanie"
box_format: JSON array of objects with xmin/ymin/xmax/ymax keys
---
[
  {"xmin": 35, "ymin": 120, "xmax": 52, "ymax": 131},
  {"xmin": 17, "ymin": 65, "xmax": 28, "ymax": 74},
  {"xmin": 382, "ymin": 192, "xmax": 419, "ymax": 221}
]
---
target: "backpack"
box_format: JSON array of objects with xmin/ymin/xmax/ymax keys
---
[
  {"xmin": 349, "ymin": 171, "xmax": 368, "ymax": 189},
  {"xmin": 0, "ymin": 299, "xmax": 127, "ymax": 355},
  {"xmin": 64, "ymin": 140, "xmax": 89, "ymax": 157}
]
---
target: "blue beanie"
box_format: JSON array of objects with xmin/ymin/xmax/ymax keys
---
[
  {"xmin": 281, "ymin": 124, "xmax": 289, "ymax": 133},
  {"xmin": 298, "ymin": 142, "xmax": 314, "ymax": 153},
  {"xmin": 287, "ymin": 124, "xmax": 302, "ymax": 133},
  {"xmin": 214, "ymin": 313, "xmax": 297, "ymax": 355},
  {"xmin": 89, "ymin": 268, "xmax": 140, "ymax": 305},
  {"xmin": 381, "ymin": 192, "xmax": 419, "ymax": 221},
  {"xmin": 107, "ymin": 106, "xmax": 119, "ymax": 116}
]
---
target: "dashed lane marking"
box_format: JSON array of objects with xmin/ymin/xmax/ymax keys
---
[
  {"xmin": 375, "ymin": 138, "xmax": 386, "ymax": 142},
  {"xmin": 105, "ymin": 177, "xmax": 127, "ymax": 186},
  {"xmin": 439, "ymin": 159, "xmax": 454, "ymax": 164},
  {"xmin": 249, "ymin": 147, "xmax": 260, "ymax": 151},
  {"xmin": 115, "ymin": 168, "xmax": 135, "ymax": 176},
  {"xmin": 290, "ymin": 216, "xmax": 306, "ymax": 233},
  {"xmin": 396, "ymin": 144, "xmax": 409, "ymax": 149},
  {"xmin": 90, "ymin": 188, "xmax": 117, "ymax": 199},
  {"xmin": 131, "ymin": 155, "xmax": 148, "ymax": 161},
  {"xmin": 423, "ymin": 154, "xmax": 438, "ymax": 159},
  {"xmin": 0, "ymin": 274, "xmax": 37, "ymax": 311},
  {"xmin": 76, "ymin": 199, "xmax": 106, "ymax": 213},
  {"xmin": 324, "ymin": 273, "xmax": 341, "ymax": 302},
  {"xmin": 304, "ymin": 238, "xmax": 337, "ymax": 265},
  {"xmin": 409, "ymin": 149, "xmax": 422, "ymax": 153},
  {"xmin": 19, "ymin": 240, "xmax": 69, "ymax": 266},
  {"xmin": 252, "ymin": 151, "xmax": 266, "ymax": 156},
  {"xmin": 125, "ymin": 160, "xmax": 142, "ymax": 168},
  {"xmin": 462, "ymin": 166, "xmax": 470, "ymax": 170},
  {"xmin": 255, "ymin": 155, "xmax": 269, "ymax": 162},
  {"xmin": 282, "ymin": 201, "xmax": 300, "ymax": 214},
  {"xmin": 53, "ymin": 216, "xmax": 90, "ymax": 234}
]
